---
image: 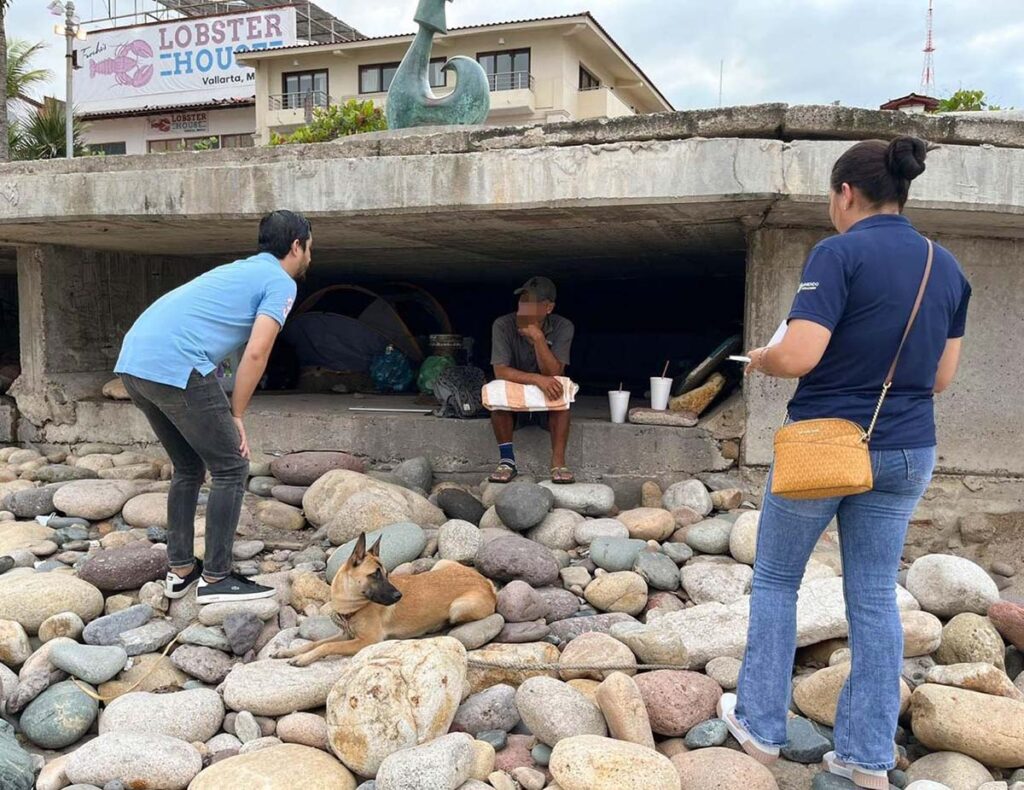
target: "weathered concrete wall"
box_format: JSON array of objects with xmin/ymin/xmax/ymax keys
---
[
  {"xmin": 10, "ymin": 245, "xmax": 206, "ymax": 436},
  {"xmin": 743, "ymin": 228, "xmax": 1024, "ymax": 479}
]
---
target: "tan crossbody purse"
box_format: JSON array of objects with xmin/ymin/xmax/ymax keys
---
[{"xmin": 771, "ymin": 239, "xmax": 934, "ymax": 500}]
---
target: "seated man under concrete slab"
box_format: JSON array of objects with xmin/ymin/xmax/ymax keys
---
[{"xmin": 486, "ymin": 276, "xmax": 576, "ymax": 484}]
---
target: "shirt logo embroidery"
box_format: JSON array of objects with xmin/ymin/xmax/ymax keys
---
[
  {"xmin": 283, "ymin": 296, "xmax": 294, "ymax": 321},
  {"xmin": 798, "ymin": 282, "xmax": 820, "ymax": 292}
]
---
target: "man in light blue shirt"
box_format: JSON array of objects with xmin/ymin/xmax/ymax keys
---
[{"xmin": 116, "ymin": 210, "xmax": 312, "ymax": 605}]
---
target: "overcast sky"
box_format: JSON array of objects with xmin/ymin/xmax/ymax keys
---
[{"xmin": 11, "ymin": 0, "xmax": 1022, "ymax": 111}]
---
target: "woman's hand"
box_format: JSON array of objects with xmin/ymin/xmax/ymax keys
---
[{"xmin": 745, "ymin": 347, "xmax": 768, "ymax": 376}]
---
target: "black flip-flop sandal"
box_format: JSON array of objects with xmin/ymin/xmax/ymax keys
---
[{"xmin": 488, "ymin": 463, "xmax": 519, "ymax": 484}]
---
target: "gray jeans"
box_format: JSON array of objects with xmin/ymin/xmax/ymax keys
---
[{"xmin": 121, "ymin": 371, "xmax": 248, "ymax": 579}]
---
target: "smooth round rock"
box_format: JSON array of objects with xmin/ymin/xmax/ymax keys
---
[
  {"xmin": 170, "ymin": 644, "xmax": 236, "ymax": 684},
  {"xmin": 50, "ymin": 643, "xmax": 128, "ymax": 684},
  {"xmin": 375, "ymin": 732, "xmax": 475, "ymax": 790},
  {"xmin": 574, "ymin": 519, "xmax": 629, "ymax": 546},
  {"xmin": 20, "ymin": 680, "xmax": 99, "ymax": 749},
  {"xmin": 515, "ymin": 676, "xmax": 607, "ymax": 746},
  {"xmin": 453, "ymin": 684, "xmax": 520, "ymax": 735},
  {"xmin": 0, "ymin": 572, "xmax": 104, "ymax": 634},
  {"xmin": 254, "ymin": 500, "xmax": 306, "ymax": 531},
  {"xmin": 496, "ymin": 483, "xmax": 554, "ymax": 532},
  {"xmin": 475, "ymin": 536, "xmax": 560, "ymax": 587},
  {"xmin": 634, "ymin": 670, "xmax": 722, "ymax": 736},
  {"xmin": 271, "ymin": 452, "xmax": 365, "ymax": 487},
  {"xmin": 589, "ymin": 537, "xmax": 648, "ymax": 572},
  {"xmin": 100, "ymin": 688, "xmax": 224, "ymax": 743},
  {"xmin": 449, "ymin": 613, "xmax": 505, "ymax": 651},
  {"xmin": 662, "ymin": 480, "xmax": 713, "ymax": 517},
  {"xmin": 326, "ymin": 522, "xmax": 427, "ymax": 582},
  {"xmin": 223, "ymin": 657, "xmax": 350, "ymax": 716},
  {"xmin": 121, "ymin": 493, "xmax": 169, "ymax": 529},
  {"xmin": 539, "ymin": 482, "xmax": 616, "ymax": 517},
  {"xmin": 671, "ymin": 746, "xmax": 776, "ymax": 789},
  {"xmin": 904, "ymin": 750, "xmax": 995, "ymax": 790},
  {"xmin": 438, "ymin": 520, "xmax": 483, "ymax": 564},
  {"xmin": 270, "ymin": 485, "xmax": 308, "ymax": 508},
  {"xmin": 559, "ymin": 632, "xmax": 637, "ymax": 681},
  {"xmin": 633, "ymin": 552, "xmax": 680, "ymax": 591},
  {"xmin": 902, "ymin": 610, "xmax": 944, "ymax": 657},
  {"xmin": 497, "ymin": 581, "xmax": 548, "ymax": 623},
  {"xmin": 935, "ymin": 613, "xmax": 1006, "ymax": 669},
  {"xmin": 906, "ymin": 554, "xmax": 1000, "ymax": 618},
  {"xmin": 77, "ymin": 542, "xmax": 169, "ymax": 592},
  {"xmin": 584, "ymin": 572, "xmax": 648, "ymax": 616},
  {"xmin": 38, "ymin": 612, "xmax": 86, "ymax": 643},
  {"xmin": 438, "ymin": 489, "xmax": 486, "ymax": 526},
  {"xmin": 681, "ymin": 562, "xmax": 753, "ymax": 605},
  {"xmin": 781, "ymin": 716, "xmax": 833, "ymax": 763},
  {"xmin": 393, "ymin": 457, "xmax": 432, "ymax": 493},
  {"xmin": 0, "ymin": 620, "xmax": 30, "ymax": 667},
  {"xmin": 911, "ymin": 684, "xmax": 1024, "ymax": 768},
  {"xmin": 276, "ymin": 712, "xmax": 329, "ymax": 750},
  {"xmin": 192, "ymin": 743, "xmax": 356, "ymax": 788},
  {"xmin": 618, "ymin": 508, "xmax": 676, "ymax": 541},
  {"xmin": 53, "ymin": 480, "xmax": 138, "ymax": 521},
  {"xmin": 549, "ymin": 734, "xmax": 681, "ymax": 790},
  {"xmin": 989, "ymin": 601, "xmax": 1024, "ymax": 651},
  {"xmin": 685, "ymin": 718, "xmax": 728, "ymax": 749},
  {"xmin": 728, "ymin": 511, "xmax": 760, "ymax": 565},
  {"xmin": 684, "ymin": 519, "xmax": 733, "ymax": 555},
  {"xmin": 705, "ymin": 657, "xmax": 742, "ymax": 691},
  {"xmin": 527, "ymin": 509, "xmax": 584, "ymax": 551}
]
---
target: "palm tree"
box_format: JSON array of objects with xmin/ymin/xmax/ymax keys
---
[
  {"xmin": 7, "ymin": 39, "xmax": 52, "ymax": 112},
  {"xmin": 12, "ymin": 100, "xmax": 84, "ymax": 159},
  {"xmin": 0, "ymin": 0, "xmax": 10, "ymax": 161}
]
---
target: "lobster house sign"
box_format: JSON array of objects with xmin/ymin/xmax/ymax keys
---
[{"xmin": 73, "ymin": 8, "xmax": 298, "ymax": 114}]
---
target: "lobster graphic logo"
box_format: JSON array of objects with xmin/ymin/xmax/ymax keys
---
[{"xmin": 89, "ymin": 39, "xmax": 154, "ymax": 88}]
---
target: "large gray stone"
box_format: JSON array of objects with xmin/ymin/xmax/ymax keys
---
[
  {"xmin": 223, "ymin": 611, "xmax": 263, "ymax": 656},
  {"xmin": 65, "ymin": 732, "xmax": 202, "ymax": 790},
  {"xmin": 634, "ymin": 552, "xmax": 681, "ymax": 591},
  {"xmin": 223, "ymin": 657, "xmax": 350, "ymax": 716},
  {"xmin": 681, "ymin": 563, "xmax": 753, "ymax": 604},
  {"xmin": 375, "ymin": 732, "xmax": 476, "ymax": 790},
  {"xmin": 3, "ymin": 486, "xmax": 58, "ymax": 519},
  {"xmin": 52, "ymin": 480, "xmax": 139, "ymax": 520},
  {"xmin": 527, "ymin": 509, "xmax": 584, "ymax": 551},
  {"xmin": 437, "ymin": 489, "xmax": 486, "ymax": 525},
  {"xmin": 452, "ymin": 684, "xmax": 520, "ymax": 735},
  {"xmin": 475, "ymin": 535, "xmax": 560, "ymax": 587},
  {"xmin": 684, "ymin": 519, "xmax": 734, "ymax": 554},
  {"xmin": 496, "ymin": 483, "xmax": 554, "ymax": 532},
  {"xmin": 573, "ymin": 519, "xmax": 629, "ymax": 546},
  {"xmin": 117, "ymin": 619, "xmax": 177, "ymax": 656},
  {"xmin": 437, "ymin": 519, "xmax": 482, "ymax": 564},
  {"xmin": 906, "ymin": 554, "xmax": 1000, "ymax": 617},
  {"xmin": 662, "ymin": 480, "xmax": 713, "ymax": 516},
  {"xmin": 0, "ymin": 721, "xmax": 34, "ymax": 790},
  {"xmin": 548, "ymin": 613, "xmax": 637, "ymax": 643},
  {"xmin": 100, "ymin": 688, "xmax": 225, "ymax": 743},
  {"xmin": 538, "ymin": 482, "xmax": 616, "ymax": 517},
  {"xmin": 515, "ymin": 676, "xmax": 607, "ymax": 746},
  {"xmin": 590, "ymin": 537, "xmax": 648, "ymax": 572},
  {"xmin": 326, "ymin": 522, "xmax": 427, "ymax": 581},
  {"xmin": 19, "ymin": 680, "xmax": 99, "ymax": 749},
  {"xmin": 49, "ymin": 643, "xmax": 128, "ymax": 684},
  {"xmin": 83, "ymin": 604, "xmax": 154, "ymax": 645},
  {"xmin": 613, "ymin": 576, "xmax": 919, "ymax": 669},
  {"xmin": 393, "ymin": 457, "xmax": 433, "ymax": 493},
  {"xmin": 170, "ymin": 644, "xmax": 237, "ymax": 684}
]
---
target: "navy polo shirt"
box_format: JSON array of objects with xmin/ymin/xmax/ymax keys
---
[{"xmin": 786, "ymin": 214, "xmax": 971, "ymax": 450}]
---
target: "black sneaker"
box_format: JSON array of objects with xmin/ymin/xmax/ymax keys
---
[
  {"xmin": 164, "ymin": 560, "xmax": 204, "ymax": 600},
  {"xmin": 196, "ymin": 573, "xmax": 276, "ymax": 604}
]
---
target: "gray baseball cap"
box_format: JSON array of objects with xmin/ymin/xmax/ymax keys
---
[{"xmin": 514, "ymin": 276, "xmax": 557, "ymax": 302}]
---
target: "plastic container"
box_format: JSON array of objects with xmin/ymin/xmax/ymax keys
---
[
  {"xmin": 650, "ymin": 377, "xmax": 673, "ymax": 411},
  {"xmin": 609, "ymin": 390, "xmax": 631, "ymax": 424}
]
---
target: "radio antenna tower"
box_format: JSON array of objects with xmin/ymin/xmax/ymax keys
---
[{"xmin": 920, "ymin": 0, "xmax": 936, "ymax": 95}]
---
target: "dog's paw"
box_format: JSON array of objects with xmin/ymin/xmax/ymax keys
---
[
  {"xmin": 287, "ymin": 655, "xmax": 315, "ymax": 668},
  {"xmin": 273, "ymin": 648, "xmax": 296, "ymax": 660}
]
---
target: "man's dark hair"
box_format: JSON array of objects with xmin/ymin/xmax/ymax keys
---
[
  {"xmin": 258, "ymin": 210, "xmax": 312, "ymax": 259},
  {"xmin": 830, "ymin": 136, "xmax": 928, "ymax": 210}
]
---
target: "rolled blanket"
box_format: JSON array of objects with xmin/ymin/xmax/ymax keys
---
[{"xmin": 482, "ymin": 376, "xmax": 578, "ymax": 412}]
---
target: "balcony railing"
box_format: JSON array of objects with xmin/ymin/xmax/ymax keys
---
[
  {"xmin": 267, "ymin": 91, "xmax": 331, "ymax": 111},
  {"xmin": 487, "ymin": 71, "xmax": 535, "ymax": 92}
]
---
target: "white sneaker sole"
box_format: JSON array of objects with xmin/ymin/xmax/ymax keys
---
[
  {"xmin": 196, "ymin": 589, "xmax": 277, "ymax": 605},
  {"xmin": 717, "ymin": 693, "xmax": 780, "ymax": 766},
  {"xmin": 823, "ymin": 751, "xmax": 891, "ymax": 789}
]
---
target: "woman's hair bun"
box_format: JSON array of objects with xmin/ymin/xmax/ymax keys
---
[{"xmin": 886, "ymin": 136, "xmax": 927, "ymax": 181}]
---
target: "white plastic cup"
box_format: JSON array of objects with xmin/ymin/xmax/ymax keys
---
[
  {"xmin": 650, "ymin": 377, "xmax": 673, "ymax": 411},
  {"xmin": 608, "ymin": 390, "xmax": 631, "ymax": 424}
]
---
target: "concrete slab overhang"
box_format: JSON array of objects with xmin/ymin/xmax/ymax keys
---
[{"xmin": 1, "ymin": 105, "xmax": 1021, "ymax": 273}]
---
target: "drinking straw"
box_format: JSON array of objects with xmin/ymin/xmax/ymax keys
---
[{"xmin": 661, "ymin": 361, "xmax": 670, "ymax": 378}]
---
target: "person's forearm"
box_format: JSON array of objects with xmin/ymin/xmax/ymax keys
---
[
  {"xmin": 532, "ymin": 340, "xmax": 563, "ymax": 377},
  {"xmin": 754, "ymin": 347, "xmax": 803, "ymax": 379},
  {"xmin": 494, "ymin": 366, "xmax": 545, "ymax": 387},
  {"xmin": 230, "ymin": 352, "xmax": 270, "ymax": 417}
]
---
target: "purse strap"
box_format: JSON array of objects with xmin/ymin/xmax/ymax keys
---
[{"xmin": 864, "ymin": 238, "xmax": 934, "ymax": 442}]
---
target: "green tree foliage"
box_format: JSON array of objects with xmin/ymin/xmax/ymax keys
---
[
  {"xmin": 7, "ymin": 39, "xmax": 52, "ymax": 110},
  {"xmin": 937, "ymin": 89, "xmax": 1003, "ymax": 112},
  {"xmin": 270, "ymin": 99, "xmax": 386, "ymax": 145},
  {"xmin": 11, "ymin": 101, "xmax": 85, "ymax": 159}
]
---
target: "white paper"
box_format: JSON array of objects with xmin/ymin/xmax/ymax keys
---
[{"xmin": 768, "ymin": 321, "xmax": 788, "ymax": 347}]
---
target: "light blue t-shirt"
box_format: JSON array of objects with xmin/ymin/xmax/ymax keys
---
[{"xmin": 115, "ymin": 252, "xmax": 297, "ymax": 389}]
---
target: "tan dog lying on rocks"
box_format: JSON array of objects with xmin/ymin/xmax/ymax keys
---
[{"xmin": 276, "ymin": 531, "xmax": 497, "ymax": 666}]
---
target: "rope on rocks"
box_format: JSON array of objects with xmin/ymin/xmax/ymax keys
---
[
  {"xmin": 466, "ymin": 660, "xmax": 690, "ymax": 672},
  {"xmin": 72, "ymin": 632, "xmax": 185, "ymax": 703}
]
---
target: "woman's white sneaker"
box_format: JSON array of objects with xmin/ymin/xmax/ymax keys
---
[
  {"xmin": 823, "ymin": 751, "xmax": 891, "ymax": 789},
  {"xmin": 717, "ymin": 693, "xmax": 780, "ymax": 766}
]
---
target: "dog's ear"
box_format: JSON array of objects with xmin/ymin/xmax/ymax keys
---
[
  {"xmin": 368, "ymin": 537, "xmax": 382, "ymax": 558},
  {"xmin": 351, "ymin": 532, "xmax": 367, "ymax": 564}
]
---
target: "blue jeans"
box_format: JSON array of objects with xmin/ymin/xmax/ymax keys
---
[{"xmin": 735, "ymin": 446, "xmax": 936, "ymax": 770}]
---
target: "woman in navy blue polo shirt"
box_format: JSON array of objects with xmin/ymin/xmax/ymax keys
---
[{"xmin": 718, "ymin": 136, "xmax": 971, "ymax": 789}]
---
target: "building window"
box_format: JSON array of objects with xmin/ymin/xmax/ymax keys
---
[
  {"xmin": 147, "ymin": 137, "xmax": 220, "ymax": 153},
  {"xmin": 359, "ymin": 59, "xmax": 446, "ymax": 94},
  {"xmin": 282, "ymin": 70, "xmax": 329, "ymax": 110},
  {"xmin": 221, "ymin": 133, "xmax": 255, "ymax": 149},
  {"xmin": 88, "ymin": 141, "xmax": 127, "ymax": 156},
  {"xmin": 579, "ymin": 65, "xmax": 601, "ymax": 91},
  {"xmin": 477, "ymin": 48, "xmax": 531, "ymax": 91}
]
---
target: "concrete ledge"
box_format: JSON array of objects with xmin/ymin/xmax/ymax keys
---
[{"xmin": 0, "ymin": 395, "xmax": 16, "ymax": 443}]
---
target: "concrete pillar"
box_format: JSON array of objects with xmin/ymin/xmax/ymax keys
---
[
  {"xmin": 10, "ymin": 245, "xmax": 205, "ymax": 438},
  {"xmin": 741, "ymin": 227, "xmax": 826, "ymax": 468}
]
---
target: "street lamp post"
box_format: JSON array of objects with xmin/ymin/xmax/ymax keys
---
[{"xmin": 50, "ymin": 0, "xmax": 86, "ymax": 159}]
